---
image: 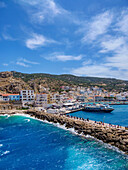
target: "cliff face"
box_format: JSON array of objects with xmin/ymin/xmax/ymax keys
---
[{"xmin": 0, "ymin": 71, "xmax": 31, "ymax": 93}]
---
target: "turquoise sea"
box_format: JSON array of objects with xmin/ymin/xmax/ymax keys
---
[
  {"xmin": 69, "ymin": 105, "xmax": 128, "ymax": 127},
  {"xmin": 0, "ymin": 106, "xmax": 128, "ymax": 169}
]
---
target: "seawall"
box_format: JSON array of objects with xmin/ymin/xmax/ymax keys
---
[
  {"xmin": 27, "ymin": 111, "xmax": 128, "ymax": 155},
  {"xmin": 0, "ymin": 110, "xmax": 128, "ymax": 155}
]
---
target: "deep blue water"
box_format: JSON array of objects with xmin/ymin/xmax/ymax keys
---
[
  {"xmin": 0, "ymin": 114, "xmax": 128, "ymax": 170},
  {"xmin": 69, "ymin": 105, "xmax": 128, "ymax": 127}
]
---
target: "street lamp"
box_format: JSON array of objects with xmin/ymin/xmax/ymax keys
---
[{"xmin": 103, "ymin": 116, "xmax": 105, "ymax": 124}]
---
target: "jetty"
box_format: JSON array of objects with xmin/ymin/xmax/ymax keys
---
[{"xmin": 0, "ymin": 110, "xmax": 128, "ymax": 155}]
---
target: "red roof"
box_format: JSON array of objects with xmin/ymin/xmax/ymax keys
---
[{"xmin": 1, "ymin": 94, "xmax": 19, "ymax": 96}]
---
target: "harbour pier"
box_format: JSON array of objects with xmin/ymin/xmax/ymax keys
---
[{"xmin": 0, "ymin": 110, "xmax": 128, "ymax": 155}]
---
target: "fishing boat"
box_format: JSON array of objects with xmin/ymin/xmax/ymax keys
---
[{"xmin": 83, "ymin": 104, "xmax": 114, "ymax": 113}]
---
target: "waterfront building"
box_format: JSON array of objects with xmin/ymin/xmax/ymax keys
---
[
  {"xmin": 77, "ymin": 95, "xmax": 86, "ymax": 102},
  {"xmin": 52, "ymin": 93, "xmax": 63, "ymax": 102},
  {"xmin": 116, "ymin": 95, "xmax": 126, "ymax": 101},
  {"xmin": 87, "ymin": 96, "xmax": 94, "ymax": 101},
  {"xmin": 95, "ymin": 95, "xmax": 104, "ymax": 101},
  {"xmin": 0, "ymin": 94, "xmax": 3, "ymax": 101},
  {"xmin": 20, "ymin": 90, "xmax": 35, "ymax": 106},
  {"xmin": 47, "ymin": 94, "xmax": 54, "ymax": 104},
  {"xmin": 9, "ymin": 94, "xmax": 21, "ymax": 101},
  {"xmin": 1, "ymin": 94, "xmax": 10, "ymax": 101},
  {"xmin": 35, "ymin": 93, "xmax": 48, "ymax": 108},
  {"xmin": 0, "ymin": 94, "xmax": 20, "ymax": 102}
]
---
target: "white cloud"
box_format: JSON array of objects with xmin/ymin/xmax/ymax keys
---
[
  {"xmin": 16, "ymin": 62, "xmax": 29, "ymax": 67},
  {"xmin": 116, "ymin": 10, "xmax": 128, "ymax": 35},
  {"xmin": 2, "ymin": 33, "xmax": 16, "ymax": 41},
  {"xmin": 72, "ymin": 9, "xmax": 128, "ymax": 80},
  {"xmin": 16, "ymin": 58, "xmax": 40, "ymax": 67},
  {"xmin": 100, "ymin": 36, "xmax": 126, "ymax": 53},
  {"xmin": 71, "ymin": 39, "xmax": 128, "ymax": 80},
  {"xmin": 71, "ymin": 37, "xmax": 128, "ymax": 80},
  {"xmin": 81, "ymin": 11, "xmax": 113, "ymax": 42},
  {"xmin": 47, "ymin": 0, "xmax": 61, "ymax": 15},
  {"xmin": 16, "ymin": 0, "xmax": 68, "ymax": 24},
  {"xmin": 19, "ymin": 58, "xmax": 39, "ymax": 64},
  {"xmin": 105, "ymin": 46, "xmax": 128, "ymax": 70},
  {"xmin": 71, "ymin": 63, "xmax": 128, "ymax": 80},
  {"xmin": 25, "ymin": 33, "xmax": 56, "ymax": 49},
  {"xmin": 45, "ymin": 53, "xmax": 83, "ymax": 61},
  {"xmin": 3, "ymin": 63, "xmax": 8, "ymax": 66},
  {"xmin": 0, "ymin": 2, "xmax": 6, "ymax": 8},
  {"xmin": 2, "ymin": 25, "xmax": 17, "ymax": 41}
]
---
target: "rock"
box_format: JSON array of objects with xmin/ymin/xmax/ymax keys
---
[
  {"xmin": 119, "ymin": 145, "xmax": 128, "ymax": 152},
  {"xmin": 65, "ymin": 122, "xmax": 73, "ymax": 129},
  {"xmin": 115, "ymin": 142, "xmax": 120, "ymax": 148},
  {"xmin": 77, "ymin": 129, "xmax": 82, "ymax": 134},
  {"xmin": 109, "ymin": 142, "xmax": 115, "ymax": 145},
  {"xmin": 119, "ymin": 139, "xmax": 126, "ymax": 145},
  {"xmin": 86, "ymin": 130, "xmax": 92, "ymax": 134},
  {"xmin": 0, "ymin": 71, "xmax": 13, "ymax": 78},
  {"xmin": 123, "ymin": 139, "xmax": 128, "ymax": 144}
]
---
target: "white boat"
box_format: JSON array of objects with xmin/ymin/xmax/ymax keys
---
[{"xmin": 83, "ymin": 104, "xmax": 114, "ymax": 113}]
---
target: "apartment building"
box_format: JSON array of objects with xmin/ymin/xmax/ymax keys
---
[
  {"xmin": 35, "ymin": 93, "xmax": 48, "ymax": 108},
  {"xmin": 0, "ymin": 94, "xmax": 3, "ymax": 101},
  {"xmin": 20, "ymin": 90, "xmax": 35, "ymax": 106}
]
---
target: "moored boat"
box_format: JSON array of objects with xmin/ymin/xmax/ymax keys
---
[{"xmin": 83, "ymin": 104, "xmax": 114, "ymax": 113}]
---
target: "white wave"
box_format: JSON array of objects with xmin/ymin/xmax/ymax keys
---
[
  {"xmin": 85, "ymin": 134, "xmax": 95, "ymax": 139},
  {"xmin": 24, "ymin": 119, "xmax": 30, "ymax": 122},
  {"xmin": 0, "ymin": 114, "xmax": 10, "ymax": 118},
  {"xmin": 93, "ymin": 137, "xmax": 127, "ymax": 156},
  {"xmin": 0, "ymin": 144, "xmax": 3, "ymax": 147},
  {"xmin": 0, "ymin": 114, "xmax": 8, "ymax": 117},
  {"xmin": 12, "ymin": 113, "xmax": 31, "ymax": 118},
  {"xmin": 1, "ymin": 150, "xmax": 10, "ymax": 156}
]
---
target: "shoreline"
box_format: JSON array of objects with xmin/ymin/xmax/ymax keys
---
[{"xmin": 0, "ymin": 110, "xmax": 128, "ymax": 155}]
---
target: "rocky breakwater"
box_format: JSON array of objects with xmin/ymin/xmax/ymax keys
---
[{"xmin": 28, "ymin": 111, "xmax": 128, "ymax": 155}]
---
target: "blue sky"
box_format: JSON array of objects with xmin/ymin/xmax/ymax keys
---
[{"xmin": 0, "ymin": 0, "xmax": 128, "ymax": 80}]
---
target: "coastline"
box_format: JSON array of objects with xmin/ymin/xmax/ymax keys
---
[{"xmin": 0, "ymin": 109, "xmax": 128, "ymax": 155}]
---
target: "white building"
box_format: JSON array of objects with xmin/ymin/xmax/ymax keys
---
[
  {"xmin": 0, "ymin": 94, "xmax": 3, "ymax": 101},
  {"xmin": 77, "ymin": 95, "xmax": 86, "ymax": 102},
  {"xmin": 116, "ymin": 95, "xmax": 126, "ymax": 101},
  {"xmin": 35, "ymin": 93, "xmax": 48, "ymax": 108},
  {"xmin": 53, "ymin": 93, "xmax": 63, "ymax": 102},
  {"xmin": 20, "ymin": 90, "xmax": 35, "ymax": 106}
]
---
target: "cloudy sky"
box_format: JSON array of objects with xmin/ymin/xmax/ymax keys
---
[{"xmin": 0, "ymin": 0, "xmax": 128, "ymax": 80}]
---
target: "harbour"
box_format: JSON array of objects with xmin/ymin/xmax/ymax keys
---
[
  {"xmin": 0, "ymin": 104, "xmax": 128, "ymax": 155},
  {"xmin": 0, "ymin": 114, "xmax": 128, "ymax": 169}
]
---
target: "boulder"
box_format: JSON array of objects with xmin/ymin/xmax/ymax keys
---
[{"xmin": 123, "ymin": 139, "xmax": 128, "ymax": 144}]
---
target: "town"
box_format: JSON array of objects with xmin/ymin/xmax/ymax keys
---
[{"xmin": 0, "ymin": 85, "xmax": 128, "ymax": 114}]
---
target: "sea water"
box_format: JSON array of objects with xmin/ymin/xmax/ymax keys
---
[
  {"xmin": 0, "ymin": 114, "xmax": 128, "ymax": 170},
  {"xmin": 69, "ymin": 105, "xmax": 128, "ymax": 127}
]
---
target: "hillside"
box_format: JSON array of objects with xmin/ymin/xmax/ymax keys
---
[{"xmin": 0, "ymin": 71, "xmax": 128, "ymax": 93}]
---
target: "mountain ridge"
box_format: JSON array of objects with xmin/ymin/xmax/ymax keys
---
[{"xmin": 0, "ymin": 71, "xmax": 128, "ymax": 93}]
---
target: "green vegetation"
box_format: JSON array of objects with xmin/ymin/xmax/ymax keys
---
[
  {"xmin": 0, "ymin": 71, "xmax": 128, "ymax": 93},
  {"xmin": 11, "ymin": 71, "xmax": 128, "ymax": 92}
]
